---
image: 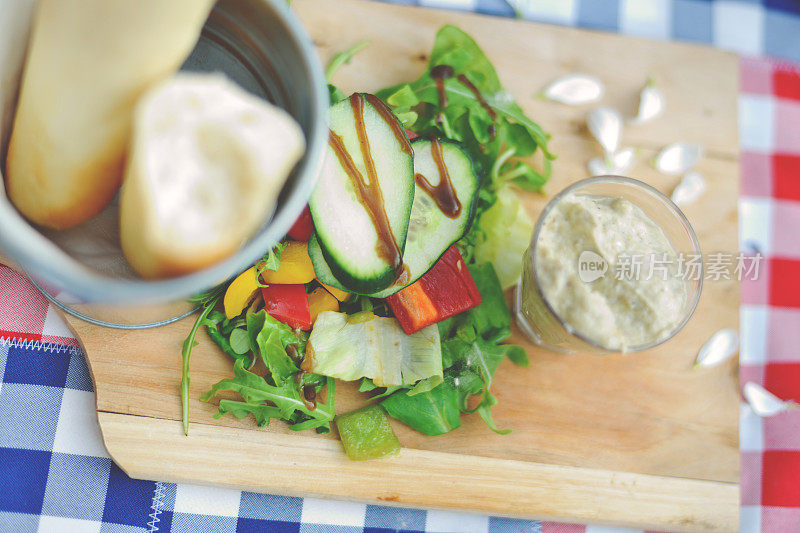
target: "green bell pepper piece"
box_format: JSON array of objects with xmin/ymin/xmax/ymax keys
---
[{"xmin": 335, "ymin": 404, "xmax": 401, "ymax": 461}]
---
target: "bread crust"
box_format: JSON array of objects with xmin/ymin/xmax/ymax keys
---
[{"xmin": 4, "ymin": 0, "xmax": 214, "ymax": 229}]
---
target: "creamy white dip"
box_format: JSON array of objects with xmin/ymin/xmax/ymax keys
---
[{"xmin": 535, "ymin": 194, "xmax": 687, "ymax": 351}]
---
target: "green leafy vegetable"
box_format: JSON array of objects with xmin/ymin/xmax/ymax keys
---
[
  {"xmin": 229, "ymin": 328, "xmax": 250, "ymax": 355},
  {"xmin": 199, "ymin": 306, "xmax": 331, "ymax": 433},
  {"xmin": 255, "ymin": 242, "xmax": 287, "ymax": 288},
  {"xmin": 376, "ymin": 25, "xmax": 553, "ymax": 184},
  {"xmin": 249, "ymin": 310, "xmax": 302, "ymax": 385},
  {"xmin": 381, "ymin": 263, "xmax": 528, "ymax": 436},
  {"xmin": 201, "ymin": 358, "xmax": 335, "ymax": 432},
  {"xmin": 381, "ymin": 376, "xmax": 462, "ymax": 436},
  {"xmin": 335, "ymin": 404, "xmax": 400, "ymax": 460},
  {"xmin": 326, "ymin": 40, "xmax": 370, "ymax": 105},
  {"xmin": 472, "ymin": 187, "xmax": 535, "ymax": 289},
  {"xmin": 328, "ymin": 84, "xmax": 346, "ymax": 105},
  {"xmin": 326, "ymin": 39, "xmax": 371, "ymax": 80},
  {"xmin": 306, "ymin": 311, "xmax": 442, "ymax": 387},
  {"xmin": 187, "ymin": 285, "xmax": 226, "ymax": 307},
  {"xmin": 204, "ymin": 311, "xmax": 243, "ymax": 362},
  {"xmin": 181, "ymin": 296, "xmax": 220, "ymax": 435}
]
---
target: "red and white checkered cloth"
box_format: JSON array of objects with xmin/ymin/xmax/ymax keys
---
[
  {"xmin": 737, "ymin": 56, "xmax": 800, "ymax": 533},
  {"xmin": 1, "ymin": 55, "xmax": 799, "ymax": 533}
]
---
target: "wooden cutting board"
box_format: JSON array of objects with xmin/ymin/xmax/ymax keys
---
[{"xmin": 36, "ymin": 1, "xmax": 743, "ymax": 530}]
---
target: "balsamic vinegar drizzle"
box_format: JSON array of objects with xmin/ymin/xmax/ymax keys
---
[
  {"xmin": 431, "ymin": 64, "xmax": 454, "ymax": 113},
  {"xmin": 327, "ymin": 84, "xmax": 474, "ymax": 285},
  {"xmin": 302, "ymin": 385, "xmax": 317, "ymax": 411},
  {"xmin": 328, "ymin": 94, "xmax": 404, "ymax": 278},
  {"xmin": 392, "ymin": 263, "xmax": 411, "ymax": 288},
  {"xmin": 457, "ymin": 73, "xmax": 497, "ymax": 121},
  {"xmin": 365, "ymin": 94, "xmax": 413, "ymax": 156},
  {"xmin": 430, "ymin": 64, "xmax": 498, "ymax": 140},
  {"xmin": 414, "ymin": 138, "xmax": 462, "ymax": 219}
]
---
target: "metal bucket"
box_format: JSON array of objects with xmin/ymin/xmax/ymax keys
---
[{"xmin": 0, "ymin": 0, "xmax": 327, "ymax": 328}]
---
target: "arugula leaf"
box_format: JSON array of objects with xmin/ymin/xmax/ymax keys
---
[
  {"xmin": 201, "ymin": 358, "xmax": 334, "ymax": 432},
  {"xmin": 326, "ymin": 40, "xmax": 370, "ymax": 105},
  {"xmin": 475, "ymin": 390, "xmax": 509, "ymax": 435},
  {"xmin": 205, "ymin": 312, "xmax": 243, "ymax": 363},
  {"xmin": 376, "ymin": 25, "xmax": 554, "ymax": 183},
  {"xmin": 381, "ymin": 376, "xmax": 462, "ymax": 436},
  {"xmin": 187, "ymin": 285, "xmax": 226, "ymax": 307},
  {"xmin": 443, "ymin": 338, "xmax": 516, "ymax": 434},
  {"xmin": 328, "ymin": 84, "xmax": 346, "ymax": 105},
  {"xmin": 181, "ymin": 296, "xmax": 220, "ymax": 435},
  {"xmin": 357, "ymin": 378, "xmax": 404, "ymax": 400},
  {"xmin": 326, "ymin": 39, "xmax": 371, "ymax": 80},
  {"xmin": 498, "ymin": 343, "xmax": 530, "ymax": 367},
  {"xmin": 215, "ymin": 399, "xmax": 282, "ymax": 427},
  {"xmin": 255, "ymin": 242, "xmax": 287, "ymax": 288}
]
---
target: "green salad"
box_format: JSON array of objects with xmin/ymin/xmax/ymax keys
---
[{"xmin": 182, "ymin": 25, "xmax": 553, "ymax": 460}]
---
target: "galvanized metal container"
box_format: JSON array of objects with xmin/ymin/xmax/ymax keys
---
[{"xmin": 0, "ymin": 0, "xmax": 327, "ymax": 327}]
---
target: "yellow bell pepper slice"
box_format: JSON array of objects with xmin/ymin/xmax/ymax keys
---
[
  {"xmin": 321, "ymin": 283, "xmax": 352, "ymax": 302},
  {"xmin": 308, "ymin": 287, "xmax": 339, "ymax": 325},
  {"xmin": 260, "ymin": 241, "xmax": 315, "ymax": 285},
  {"xmin": 224, "ymin": 267, "xmax": 260, "ymax": 319}
]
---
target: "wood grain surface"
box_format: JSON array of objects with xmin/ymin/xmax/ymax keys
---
[{"xmin": 24, "ymin": 0, "xmax": 743, "ymax": 530}]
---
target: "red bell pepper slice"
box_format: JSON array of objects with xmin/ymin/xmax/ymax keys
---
[
  {"xmin": 287, "ymin": 205, "xmax": 314, "ymax": 241},
  {"xmin": 386, "ymin": 246, "xmax": 481, "ymax": 335},
  {"xmin": 405, "ymin": 129, "xmax": 418, "ymax": 140},
  {"xmin": 261, "ymin": 284, "xmax": 312, "ymax": 330}
]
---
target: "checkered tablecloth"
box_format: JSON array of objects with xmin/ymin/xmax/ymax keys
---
[{"xmin": 2, "ymin": 1, "xmax": 800, "ymax": 532}]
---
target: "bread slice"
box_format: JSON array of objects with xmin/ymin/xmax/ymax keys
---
[
  {"xmin": 119, "ymin": 73, "xmax": 306, "ymax": 279},
  {"xmin": 5, "ymin": 0, "xmax": 214, "ymax": 229}
]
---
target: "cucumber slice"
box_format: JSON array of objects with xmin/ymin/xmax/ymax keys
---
[
  {"xmin": 310, "ymin": 93, "xmax": 415, "ymax": 293},
  {"xmin": 311, "ymin": 138, "xmax": 480, "ymax": 298}
]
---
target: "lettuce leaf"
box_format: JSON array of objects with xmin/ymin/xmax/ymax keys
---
[
  {"xmin": 246, "ymin": 309, "xmax": 303, "ymax": 386},
  {"xmin": 306, "ymin": 311, "xmax": 442, "ymax": 387},
  {"xmin": 472, "ymin": 186, "xmax": 535, "ymax": 289}
]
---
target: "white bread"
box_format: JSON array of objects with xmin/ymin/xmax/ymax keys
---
[
  {"xmin": 5, "ymin": 0, "xmax": 214, "ymax": 229},
  {"xmin": 119, "ymin": 73, "xmax": 306, "ymax": 279}
]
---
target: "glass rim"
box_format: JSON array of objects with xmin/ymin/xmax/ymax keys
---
[{"xmin": 529, "ymin": 175, "xmax": 704, "ymax": 353}]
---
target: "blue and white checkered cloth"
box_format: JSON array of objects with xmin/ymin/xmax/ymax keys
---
[
  {"xmin": 2, "ymin": 1, "xmax": 800, "ymax": 532},
  {"xmin": 406, "ymin": 0, "xmax": 800, "ymax": 64},
  {"xmin": 0, "ymin": 338, "xmax": 537, "ymax": 532}
]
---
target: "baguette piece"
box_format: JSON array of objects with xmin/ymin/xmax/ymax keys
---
[
  {"xmin": 5, "ymin": 0, "xmax": 214, "ymax": 229},
  {"xmin": 119, "ymin": 73, "xmax": 306, "ymax": 279}
]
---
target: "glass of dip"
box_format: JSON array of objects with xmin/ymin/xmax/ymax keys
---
[{"xmin": 515, "ymin": 176, "xmax": 702, "ymax": 354}]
